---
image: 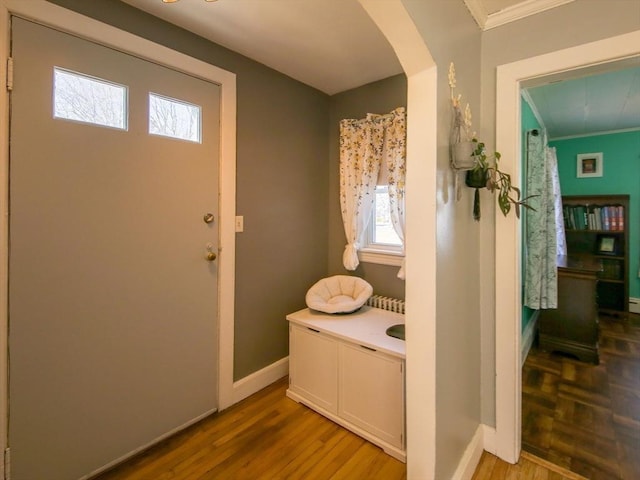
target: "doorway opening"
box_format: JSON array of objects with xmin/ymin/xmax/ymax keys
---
[{"xmin": 494, "ymin": 29, "xmax": 640, "ymax": 465}]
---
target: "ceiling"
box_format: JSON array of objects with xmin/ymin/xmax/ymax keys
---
[
  {"xmin": 524, "ymin": 59, "xmax": 640, "ymax": 139},
  {"xmin": 121, "ymin": 0, "xmax": 403, "ymax": 95},
  {"xmin": 121, "ymin": 0, "xmax": 639, "ymax": 138},
  {"xmin": 121, "ymin": 0, "xmax": 568, "ymax": 95}
]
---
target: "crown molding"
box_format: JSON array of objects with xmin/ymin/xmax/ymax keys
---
[
  {"xmin": 520, "ymin": 89, "xmax": 546, "ymax": 131},
  {"xmin": 464, "ymin": 0, "xmax": 575, "ymax": 31},
  {"xmin": 463, "ymin": 0, "xmax": 488, "ymax": 29}
]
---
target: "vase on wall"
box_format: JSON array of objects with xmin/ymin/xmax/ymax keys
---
[{"xmin": 450, "ymin": 140, "xmax": 477, "ymax": 170}]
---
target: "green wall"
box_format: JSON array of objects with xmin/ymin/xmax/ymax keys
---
[
  {"xmin": 521, "ymin": 97, "xmax": 542, "ymax": 332},
  {"xmin": 551, "ymin": 131, "xmax": 640, "ymax": 299}
]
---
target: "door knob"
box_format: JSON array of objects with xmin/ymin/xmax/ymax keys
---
[
  {"xmin": 203, "ymin": 213, "xmax": 215, "ymax": 224},
  {"xmin": 205, "ymin": 243, "xmax": 217, "ymax": 262}
]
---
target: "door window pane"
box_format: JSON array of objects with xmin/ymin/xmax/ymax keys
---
[
  {"xmin": 53, "ymin": 67, "xmax": 127, "ymax": 130},
  {"xmin": 148, "ymin": 93, "xmax": 201, "ymax": 143}
]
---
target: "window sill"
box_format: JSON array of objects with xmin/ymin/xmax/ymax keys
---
[{"xmin": 358, "ymin": 249, "xmax": 404, "ymax": 267}]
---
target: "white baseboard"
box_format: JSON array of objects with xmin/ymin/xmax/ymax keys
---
[
  {"xmin": 629, "ymin": 297, "xmax": 640, "ymax": 314},
  {"xmin": 451, "ymin": 424, "xmax": 485, "ymax": 480},
  {"xmin": 521, "ymin": 310, "xmax": 539, "ymax": 367},
  {"xmin": 482, "ymin": 425, "xmax": 497, "ymax": 455},
  {"xmin": 231, "ymin": 356, "xmax": 289, "ymax": 405}
]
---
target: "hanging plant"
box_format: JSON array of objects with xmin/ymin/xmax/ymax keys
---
[{"xmin": 449, "ymin": 63, "xmax": 535, "ymax": 221}]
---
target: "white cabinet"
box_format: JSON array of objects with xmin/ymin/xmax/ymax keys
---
[
  {"xmin": 338, "ymin": 343, "xmax": 404, "ymax": 449},
  {"xmin": 286, "ymin": 308, "xmax": 405, "ymax": 462},
  {"xmin": 288, "ymin": 325, "xmax": 338, "ymax": 414}
]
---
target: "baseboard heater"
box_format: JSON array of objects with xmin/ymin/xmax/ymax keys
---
[{"xmin": 366, "ymin": 295, "xmax": 405, "ymax": 314}]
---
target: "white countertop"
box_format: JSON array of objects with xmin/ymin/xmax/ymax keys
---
[{"xmin": 286, "ymin": 306, "xmax": 405, "ymax": 358}]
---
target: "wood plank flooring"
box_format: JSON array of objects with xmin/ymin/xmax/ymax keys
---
[
  {"xmin": 92, "ymin": 313, "xmax": 639, "ymax": 479},
  {"xmin": 89, "ymin": 369, "xmax": 602, "ymax": 479},
  {"xmin": 522, "ymin": 313, "xmax": 640, "ymax": 479},
  {"xmin": 92, "ymin": 377, "xmax": 406, "ymax": 480},
  {"xmin": 472, "ymin": 451, "xmax": 589, "ymax": 480}
]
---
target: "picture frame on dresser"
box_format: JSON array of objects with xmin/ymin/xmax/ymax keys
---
[{"xmin": 596, "ymin": 235, "xmax": 619, "ymax": 256}]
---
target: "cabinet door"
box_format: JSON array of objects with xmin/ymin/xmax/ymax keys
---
[
  {"xmin": 338, "ymin": 343, "xmax": 404, "ymax": 448},
  {"xmin": 289, "ymin": 325, "xmax": 338, "ymax": 414}
]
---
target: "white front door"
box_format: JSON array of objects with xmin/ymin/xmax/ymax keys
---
[{"xmin": 9, "ymin": 17, "xmax": 220, "ymax": 479}]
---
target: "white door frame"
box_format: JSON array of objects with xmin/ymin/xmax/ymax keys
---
[
  {"xmin": 494, "ymin": 29, "xmax": 640, "ymax": 463},
  {"xmin": 0, "ymin": 0, "xmax": 237, "ymax": 471}
]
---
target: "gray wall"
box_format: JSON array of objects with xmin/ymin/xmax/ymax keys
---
[
  {"xmin": 478, "ymin": 0, "xmax": 640, "ymax": 427},
  {"xmin": 402, "ymin": 1, "xmax": 483, "ymax": 478},
  {"xmin": 46, "ymin": 0, "xmax": 330, "ymax": 381},
  {"xmin": 328, "ymin": 74, "xmax": 407, "ymax": 300}
]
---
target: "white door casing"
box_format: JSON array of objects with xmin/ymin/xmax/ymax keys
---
[{"xmin": 494, "ymin": 30, "xmax": 640, "ymax": 463}]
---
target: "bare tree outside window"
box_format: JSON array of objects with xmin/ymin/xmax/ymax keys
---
[
  {"xmin": 149, "ymin": 93, "xmax": 201, "ymax": 143},
  {"xmin": 53, "ymin": 68, "xmax": 127, "ymax": 130}
]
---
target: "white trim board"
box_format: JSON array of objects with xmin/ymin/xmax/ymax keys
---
[
  {"xmin": 232, "ymin": 357, "xmax": 289, "ymax": 404},
  {"xmin": 0, "ymin": 1, "xmax": 237, "ymax": 476},
  {"xmin": 450, "ymin": 425, "xmax": 485, "ymax": 480},
  {"xmin": 495, "ymin": 30, "xmax": 640, "ymax": 464},
  {"xmin": 629, "ymin": 297, "xmax": 640, "ymax": 314},
  {"xmin": 464, "ymin": 0, "xmax": 575, "ymax": 31}
]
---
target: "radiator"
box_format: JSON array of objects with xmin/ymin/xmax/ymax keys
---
[{"xmin": 366, "ymin": 295, "xmax": 405, "ymax": 314}]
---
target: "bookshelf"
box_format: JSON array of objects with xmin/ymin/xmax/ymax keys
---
[{"xmin": 562, "ymin": 194, "xmax": 629, "ymax": 314}]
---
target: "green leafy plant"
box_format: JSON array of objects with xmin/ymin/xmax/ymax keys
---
[{"xmin": 467, "ymin": 139, "xmax": 535, "ymax": 220}]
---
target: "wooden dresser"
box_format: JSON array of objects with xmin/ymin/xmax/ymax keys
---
[{"xmin": 538, "ymin": 255, "xmax": 601, "ymax": 364}]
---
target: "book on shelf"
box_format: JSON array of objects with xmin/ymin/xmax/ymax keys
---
[{"xmin": 562, "ymin": 203, "xmax": 625, "ymax": 231}]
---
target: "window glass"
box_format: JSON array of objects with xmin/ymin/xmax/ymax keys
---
[
  {"xmin": 148, "ymin": 93, "xmax": 201, "ymax": 143},
  {"xmin": 53, "ymin": 67, "xmax": 127, "ymax": 130},
  {"xmin": 372, "ymin": 185, "xmax": 402, "ymax": 246}
]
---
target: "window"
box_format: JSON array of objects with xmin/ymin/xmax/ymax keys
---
[
  {"xmin": 148, "ymin": 93, "xmax": 201, "ymax": 143},
  {"xmin": 53, "ymin": 67, "xmax": 127, "ymax": 130},
  {"xmin": 360, "ymin": 185, "xmax": 404, "ymax": 266}
]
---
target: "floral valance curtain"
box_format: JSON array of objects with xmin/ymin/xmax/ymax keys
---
[{"xmin": 339, "ymin": 107, "xmax": 406, "ymax": 277}]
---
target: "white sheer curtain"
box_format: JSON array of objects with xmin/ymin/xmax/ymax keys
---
[
  {"xmin": 548, "ymin": 146, "xmax": 567, "ymax": 257},
  {"xmin": 379, "ymin": 108, "xmax": 406, "ymax": 279},
  {"xmin": 524, "ymin": 131, "xmax": 560, "ymax": 309},
  {"xmin": 339, "ymin": 107, "xmax": 406, "ymax": 274}
]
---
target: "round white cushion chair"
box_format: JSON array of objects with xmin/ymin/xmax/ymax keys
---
[{"xmin": 305, "ymin": 275, "xmax": 373, "ymax": 314}]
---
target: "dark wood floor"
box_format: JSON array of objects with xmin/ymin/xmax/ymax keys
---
[{"xmin": 522, "ymin": 313, "xmax": 640, "ymax": 479}]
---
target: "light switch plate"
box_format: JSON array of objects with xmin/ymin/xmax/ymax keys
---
[{"xmin": 235, "ymin": 215, "xmax": 244, "ymax": 233}]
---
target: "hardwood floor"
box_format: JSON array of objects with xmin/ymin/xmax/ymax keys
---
[
  {"xmin": 90, "ymin": 369, "xmax": 601, "ymax": 479},
  {"xmin": 522, "ymin": 313, "xmax": 640, "ymax": 479},
  {"xmin": 92, "ymin": 377, "xmax": 406, "ymax": 480},
  {"xmin": 472, "ymin": 451, "xmax": 589, "ymax": 480}
]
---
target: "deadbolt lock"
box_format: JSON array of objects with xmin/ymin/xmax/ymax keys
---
[{"xmin": 203, "ymin": 213, "xmax": 215, "ymax": 224}]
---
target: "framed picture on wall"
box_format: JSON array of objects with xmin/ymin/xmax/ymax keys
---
[{"xmin": 577, "ymin": 152, "xmax": 603, "ymax": 178}]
